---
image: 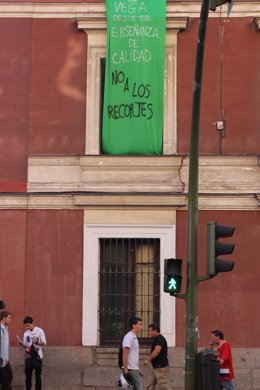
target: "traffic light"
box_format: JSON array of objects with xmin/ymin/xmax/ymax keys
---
[
  {"xmin": 210, "ymin": 0, "xmax": 233, "ymax": 11},
  {"xmin": 207, "ymin": 221, "xmax": 235, "ymax": 277},
  {"xmin": 164, "ymin": 258, "xmax": 182, "ymax": 293}
]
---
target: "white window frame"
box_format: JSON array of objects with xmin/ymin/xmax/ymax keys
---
[
  {"xmin": 77, "ymin": 18, "xmax": 188, "ymax": 155},
  {"xmin": 82, "ymin": 224, "xmax": 177, "ymax": 347}
]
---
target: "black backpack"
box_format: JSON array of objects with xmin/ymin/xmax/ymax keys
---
[
  {"xmin": 118, "ymin": 339, "xmax": 123, "ymax": 369},
  {"xmin": 30, "ymin": 344, "xmax": 41, "ymax": 363}
]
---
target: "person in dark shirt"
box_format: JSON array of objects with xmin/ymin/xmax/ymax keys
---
[{"xmin": 144, "ymin": 323, "xmax": 170, "ymax": 390}]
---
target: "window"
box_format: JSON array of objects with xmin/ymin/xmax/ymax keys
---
[
  {"xmin": 100, "ymin": 58, "xmax": 106, "ymax": 139},
  {"xmin": 83, "ymin": 224, "xmax": 176, "ymax": 347},
  {"xmin": 99, "ymin": 238, "xmax": 160, "ymax": 345},
  {"xmin": 77, "ymin": 17, "xmax": 188, "ymax": 155}
]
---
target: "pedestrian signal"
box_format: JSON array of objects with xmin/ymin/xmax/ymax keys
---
[{"xmin": 164, "ymin": 258, "xmax": 182, "ymax": 294}]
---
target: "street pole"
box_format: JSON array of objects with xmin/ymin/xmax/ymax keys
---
[{"xmin": 185, "ymin": 0, "xmax": 211, "ymax": 388}]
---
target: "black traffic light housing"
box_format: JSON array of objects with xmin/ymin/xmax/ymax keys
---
[
  {"xmin": 210, "ymin": 0, "xmax": 233, "ymax": 11},
  {"xmin": 164, "ymin": 258, "xmax": 182, "ymax": 294},
  {"xmin": 207, "ymin": 221, "xmax": 235, "ymax": 277}
]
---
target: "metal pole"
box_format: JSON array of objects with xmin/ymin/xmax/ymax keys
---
[{"xmin": 185, "ymin": 0, "xmax": 210, "ymax": 389}]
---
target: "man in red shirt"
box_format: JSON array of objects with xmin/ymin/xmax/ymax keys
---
[{"xmin": 211, "ymin": 330, "xmax": 235, "ymax": 390}]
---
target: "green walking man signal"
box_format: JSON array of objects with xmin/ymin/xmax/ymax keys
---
[{"xmin": 164, "ymin": 258, "xmax": 182, "ymax": 294}]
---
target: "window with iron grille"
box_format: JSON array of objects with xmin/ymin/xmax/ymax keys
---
[{"xmin": 99, "ymin": 238, "xmax": 160, "ymax": 346}]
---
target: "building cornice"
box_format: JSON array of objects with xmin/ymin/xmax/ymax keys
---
[
  {"xmin": 0, "ymin": 154, "xmax": 251, "ymax": 210},
  {"xmin": 27, "ymin": 155, "xmax": 260, "ymax": 195},
  {"xmin": 1, "ymin": 2, "xmax": 260, "ymax": 18},
  {"xmin": 0, "ymin": 193, "xmax": 258, "ymax": 211}
]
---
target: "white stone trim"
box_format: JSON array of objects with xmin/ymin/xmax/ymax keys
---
[
  {"xmin": 0, "ymin": 193, "xmax": 259, "ymax": 210},
  {"xmin": 77, "ymin": 18, "xmax": 188, "ymax": 155},
  {"xmin": 28, "ymin": 155, "xmax": 185, "ymax": 192},
  {"xmin": 1, "ymin": 2, "xmax": 260, "ymax": 18},
  {"xmin": 82, "ymin": 224, "xmax": 177, "ymax": 346},
  {"xmin": 27, "ymin": 155, "xmax": 260, "ymax": 194},
  {"xmin": 80, "ymin": 28, "xmax": 106, "ymax": 155},
  {"xmin": 83, "ymin": 209, "xmax": 176, "ymax": 225}
]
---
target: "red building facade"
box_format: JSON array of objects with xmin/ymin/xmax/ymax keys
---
[{"xmin": 0, "ymin": 1, "xmax": 259, "ymax": 389}]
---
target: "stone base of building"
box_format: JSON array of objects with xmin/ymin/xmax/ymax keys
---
[{"xmin": 9, "ymin": 346, "xmax": 258, "ymax": 390}]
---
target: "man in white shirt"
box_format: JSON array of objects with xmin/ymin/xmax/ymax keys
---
[
  {"xmin": 0, "ymin": 310, "xmax": 13, "ymax": 390},
  {"xmin": 18, "ymin": 316, "xmax": 46, "ymax": 390},
  {"xmin": 122, "ymin": 317, "xmax": 143, "ymax": 390}
]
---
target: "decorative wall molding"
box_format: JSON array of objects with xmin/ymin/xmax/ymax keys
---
[
  {"xmin": 77, "ymin": 17, "xmax": 188, "ymax": 155},
  {"xmin": 28, "ymin": 155, "xmax": 185, "ymax": 193},
  {"xmin": 0, "ymin": 193, "xmax": 258, "ymax": 210},
  {"xmin": 20, "ymin": 154, "xmax": 260, "ymax": 210},
  {"xmin": 181, "ymin": 156, "xmax": 260, "ymax": 194},
  {"xmin": 1, "ymin": 2, "xmax": 260, "ymax": 18},
  {"xmin": 83, "ymin": 224, "xmax": 177, "ymax": 346},
  {"xmin": 28, "ymin": 154, "xmax": 260, "ymax": 194}
]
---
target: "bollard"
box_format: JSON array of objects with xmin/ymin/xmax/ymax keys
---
[{"xmin": 196, "ymin": 348, "xmax": 220, "ymax": 390}]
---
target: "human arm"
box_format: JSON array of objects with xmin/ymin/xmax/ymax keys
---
[
  {"xmin": 122, "ymin": 347, "xmax": 129, "ymax": 373},
  {"xmin": 32, "ymin": 338, "xmax": 45, "ymax": 346},
  {"xmin": 17, "ymin": 335, "xmax": 26, "ymax": 347},
  {"xmin": 32, "ymin": 329, "xmax": 46, "ymax": 346},
  {"xmin": 144, "ymin": 345, "xmax": 162, "ymax": 365},
  {"xmin": 217, "ymin": 342, "xmax": 231, "ymax": 365}
]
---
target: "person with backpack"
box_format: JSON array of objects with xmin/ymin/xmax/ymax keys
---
[
  {"xmin": 120, "ymin": 317, "xmax": 143, "ymax": 390},
  {"xmin": 18, "ymin": 316, "xmax": 46, "ymax": 390}
]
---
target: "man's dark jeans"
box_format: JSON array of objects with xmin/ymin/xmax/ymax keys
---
[
  {"xmin": 0, "ymin": 363, "xmax": 13, "ymax": 390},
  {"xmin": 25, "ymin": 357, "xmax": 42, "ymax": 390}
]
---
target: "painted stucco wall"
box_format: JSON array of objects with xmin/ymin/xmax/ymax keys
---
[{"xmin": 0, "ymin": 3, "xmax": 259, "ymax": 389}]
